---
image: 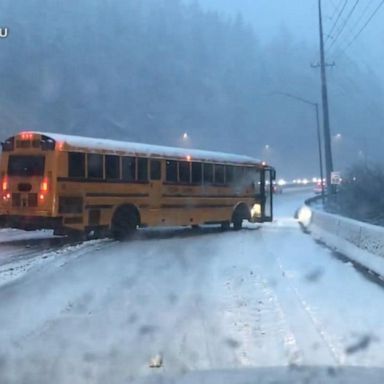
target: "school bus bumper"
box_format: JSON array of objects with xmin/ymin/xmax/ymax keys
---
[{"xmin": 0, "ymin": 214, "xmax": 63, "ymax": 231}]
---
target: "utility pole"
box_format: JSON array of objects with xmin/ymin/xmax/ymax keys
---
[
  {"xmin": 318, "ymin": 0, "xmax": 334, "ymax": 192},
  {"xmin": 272, "ymin": 92, "xmax": 325, "ymax": 204},
  {"xmin": 314, "ymin": 103, "xmax": 325, "ymax": 204}
]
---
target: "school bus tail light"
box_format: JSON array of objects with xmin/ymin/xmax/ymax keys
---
[
  {"xmin": 2, "ymin": 192, "xmax": 11, "ymax": 202},
  {"xmin": 2, "ymin": 176, "xmax": 8, "ymax": 192},
  {"xmin": 1, "ymin": 176, "xmax": 11, "ymax": 202},
  {"xmin": 39, "ymin": 177, "xmax": 49, "ymax": 202}
]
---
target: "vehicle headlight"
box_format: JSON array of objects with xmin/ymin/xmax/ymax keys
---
[
  {"xmin": 297, "ymin": 205, "xmax": 312, "ymax": 227},
  {"xmin": 251, "ymin": 203, "xmax": 261, "ymax": 218}
]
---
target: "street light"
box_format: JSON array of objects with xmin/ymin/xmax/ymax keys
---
[
  {"xmin": 262, "ymin": 144, "xmax": 272, "ymax": 164},
  {"xmin": 270, "ymin": 91, "xmax": 325, "ymax": 203},
  {"xmin": 180, "ymin": 132, "xmax": 191, "ymax": 148}
]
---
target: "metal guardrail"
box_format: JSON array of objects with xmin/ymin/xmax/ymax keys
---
[
  {"xmin": 304, "ymin": 194, "xmax": 324, "ymax": 206},
  {"xmin": 304, "ymin": 196, "xmax": 384, "ymax": 284}
]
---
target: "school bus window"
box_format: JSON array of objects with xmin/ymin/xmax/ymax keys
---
[
  {"xmin": 68, "ymin": 152, "xmax": 85, "ymax": 178},
  {"xmin": 242, "ymin": 167, "xmax": 252, "ymax": 186},
  {"xmin": 215, "ymin": 164, "xmax": 225, "ymax": 184},
  {"xmin": 8, "ymin": 155, "xmax": 45, "ymax": 177},
  {"xmin": 150, "ymin": 159, "xmax": 161, "ymax": 180},
  {"xmin": 137, "ymin": 158, "xmax": 148, "ymax": 181},
  {"xmin": 233, "ymin": 166, "xmax": 244, "ymax": 184},
  {"xmin": 203, "ymin": 163, "xmax": 214, "ymax": 184},
  {"xmin": 226, "ymin": 166, "xmax": 234, "ymax": 184},
  {"xmin": 179, "ymin": 161, "xmax": 190, "ymax": 184},
  {"xmin": 252, "ymin": 168, "xmax": 262, "ymax": 193},
  {"xmin": 87, "ymin": 153, "xmax": 103, "ymax": 179},
  {"xmin": 122, "ymin": 157, "xmax": 136, "ymax": 181},
  {"xmin": 244, "ymin": 167, "xmax": 255, "ymax": 188},
  {"xmin": 166, "ymin": 160, "xmax": 177, "ymax": 182},
  {"xmin": 105, "ymin": 155, "xmax": 120, "ymax": 180},
  {"xmin": 191, "ymin": 162, "xmax": 202, "ymax": 184}
]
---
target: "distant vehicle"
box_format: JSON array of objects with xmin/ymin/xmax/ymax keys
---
[
  {"xmin": 0, "ymin": 131, "xmax": 276, "ymax": 239},
  {"xmin": 272, "ymin": 182, "xmax": 283, "ymax": 194},
  {"xmin": 314, "ymin": 180, "xmax": 326, "ymax": 194}
]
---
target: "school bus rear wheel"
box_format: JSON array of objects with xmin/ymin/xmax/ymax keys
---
[
  {"xmin": 111, "ymin": 205, "xmax": 139, "ymax": 241},
  {"xmin": 232, "ymin": 203, "xmax": 250, "ymax": 231},
  {"xmin": 232, "ymin": 219, "xmax": 243, "ymax": 231}
]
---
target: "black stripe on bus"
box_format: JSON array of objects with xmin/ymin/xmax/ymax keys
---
[
  {"xmin": 163, "ymin": 182, "xmax": 232, "ymax": 187},
  {"xmin": 162, "ymin": 194, "xmax": 254, "ymax": 199},
  {"xmin": 161, "ymin": 204, "xmax": 235, "ymax": 209},
  {"xmin": 57, "ymin": 177, "xmax": 149, "ymax": 184},
  {"xmin": 63, "ymin": 216, "xmax": 83, "ymax": 224},
  {"xmin": 86, "ymin": 193, "xmax": 149, "ymax": 198},
  {"xmin": 85, "ymin": 204, "xmax": 148, "ymax": 209}
]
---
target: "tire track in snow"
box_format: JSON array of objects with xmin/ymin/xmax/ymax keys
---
[
  {"xmin": 1, "ymin": 239, "xmax": 118, "ymax": 350},
  {"xmin": 252, "ymin": 216, "xmax": 343, "ymax": 366},
  {"xmin": 257, "ymin": 276, "xmax": 302, "ymax": 366},
  {"xmin": 220, "ymin": 265, "xmax": 302, "ymax": 367},
  {"xmin": 276, "ymin": 256, "xmax": 345, "ymax": 365},
  {"xmin": 0, "ymin": 239, "xmax": 115, "ymax": 289}
]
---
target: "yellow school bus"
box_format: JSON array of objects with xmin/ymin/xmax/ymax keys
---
[{"xmin": 0, "ymin": 131, "xmax": 275, "ymax": 239}]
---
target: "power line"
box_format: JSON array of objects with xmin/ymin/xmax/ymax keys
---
[
  {"xmin": 331, "ymin": 0, "xmax": 384, "ymax": 59},
  {"xmin": 327, "ymin": 0, "xmax": 360, "ymax": 51},
  {"xmin": 329, "ymin": 1, "xmax": 376, "ymax": 55},
  {"xmin": 326, "ymin": 0, "xmax": 360, "ymax": 52},
  {"xmin": 341, "ymin": 0, "xmax": 384, "ymax": 53},
  {"xmin": 326, "ymin": 0, "xmax": 344, "ymax": 26},
  {"xmin": 324, "ymin": 0, "xmax": 349, "ymax": 47},
  {"xmin": 349, "ymin": 1, "xmax": 377, "ymax": 33}
]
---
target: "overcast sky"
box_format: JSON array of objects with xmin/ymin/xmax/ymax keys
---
[
  {"xmin": 187, "ymin": 0, "xmax": 384, "ymax": 177},
  {"xmin": 193, "ymin": 0, "xmax": 384, "ymax": 80}
]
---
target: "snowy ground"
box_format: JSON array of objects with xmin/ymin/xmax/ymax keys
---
[{"xmin": 1, "ymin": 189, "xmax": 384, "ymax": 384}]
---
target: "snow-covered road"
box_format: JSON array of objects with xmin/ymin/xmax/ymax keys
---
[{"xmin": 1, "ymin": 189, "xmax": 384, "ymax": 384}]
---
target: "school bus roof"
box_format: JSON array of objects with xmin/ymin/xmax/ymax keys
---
[{"xmin": 30, "ymin": 131, "xmax": 264, "ymax": 166}]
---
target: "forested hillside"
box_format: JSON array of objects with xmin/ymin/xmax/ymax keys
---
[{"xmin": 0, "ymin": 0, "xmax": 382, "ymax": 176}]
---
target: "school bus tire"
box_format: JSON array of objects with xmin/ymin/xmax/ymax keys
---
[
  {"xmin": 232, "ymin": 219, "xmax": 243, "ymax": 231},
  {"xmin": 232, "ymin": 203, "xmax": 250, "ymax": 231},
  {"xmin": 111, "ymin": 205, "xmax": 140, "ymax": 241}
]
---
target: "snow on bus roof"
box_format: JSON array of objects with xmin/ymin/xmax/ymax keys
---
[{"xmin": 32, "ymin": 131, "xmax": 262, "ymax": 165}]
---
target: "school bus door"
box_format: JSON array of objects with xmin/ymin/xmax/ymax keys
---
[{"xmin": 262, "ymin": 168, "xmax": 275, "ymax": 222}]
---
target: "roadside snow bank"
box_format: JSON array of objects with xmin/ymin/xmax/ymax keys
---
[{"xmin": 303, "ymin": 208, "xmax": 384, "ymax": 278}]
